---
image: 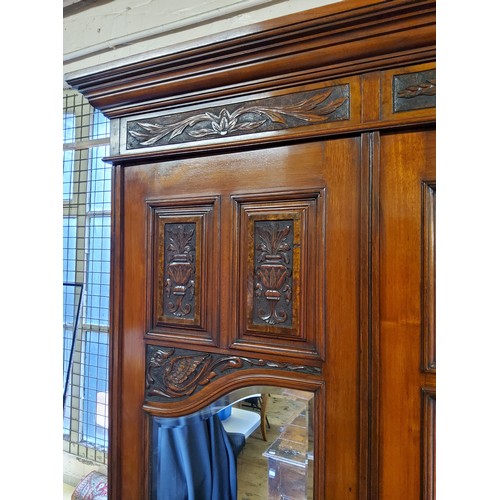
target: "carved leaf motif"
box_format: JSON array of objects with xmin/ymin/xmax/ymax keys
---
[
  {"xmin": 398, "ymin": 79, "xmax": 436, "ymax": 98},
  {"xmin": 166, "ymin": 225, "xmax": 194, "ymax": 256},
  {"xmin": 164, "ymin": 224, "xmax": 196, "ymax": 317},
  {"xmin": 246, "ymin": 94, "xmax": 346, "ymax": 124},
  {"xmin": 299, "ymin": 89, "xmax": 334, "ymax": 108},
  {"xmin": 233, "ymin": 120, "xmax": 267, "ymax": 131},
  {"xmin": 252, "ymin": 108, "xmax": 287, "ymax": 124},
  {"xmin": 170, "ymin": 115, "xmax": 213, "ymax": 140},
  {"xmin": 135, "ymin": 122, "xmax": 164, "ymax": 132},
  {"xmin": 187, "ymin": 128, "xmax": 216, "ymax": 138},
  {"xmin": 275, "ymin": 94, "xmax": 346, "ymax": 120},
  {"xmin": 129, "ymin": 89, "xmax": 347, "ymax": 146},
  {"xmin": 166, "ymin": 354, "xmax": 209, "ymax": 386},
  {"xmin": 256, "ymin": 224, "xmax": 291, "ymax": 262},
  {"xmin": 130, "ymin": 113, "xmax": 214, "ymax": 145},
  {"xmin": 254, "ymin": 222, "xmax": 293, "ymax": 325}
]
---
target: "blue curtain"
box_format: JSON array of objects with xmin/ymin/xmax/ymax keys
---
[{"xmin": 151, "ymin": 412, "xmax": 237, "ymax": 500}]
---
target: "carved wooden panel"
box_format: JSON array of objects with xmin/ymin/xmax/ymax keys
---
[
  {"xmin": 422, "ymin": 387, "xmax": 436, "ymax": 500},
  {"xmin": 381, "ymin": 63, "xmax": 436, "ymax": 122},
  {"xmin": 253, "ymin": 219, "xmax": 295, "ymax": 328},
  {"xmin": 393, "ymin": 69, "xmax": 436, "ymax": 113},
  {"xmin": 145, "ymin": 345, "xmax": 321, "ymax": 402},
  {"xmin": 422, "ymin": 181, "xmax": 436, "ymax": 373},
  {"xmin": 124, "ymin": 84, "xmax": 350, "ymax": 152},
  {"xmin": 231, "ymin": 189, "xmax": 325, "ymax": 358},
  {"xmin": 147, "ymin": 196, "xmax": 219, "ymax": 344}
]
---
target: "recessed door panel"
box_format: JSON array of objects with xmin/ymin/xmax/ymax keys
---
[
  {"xmin": 232, "ymin": 189, "xmax": 325, "ymax": 358},
  {"xmin": 147, "ymin": 196, "xmax": 220, "ymax": 345}
]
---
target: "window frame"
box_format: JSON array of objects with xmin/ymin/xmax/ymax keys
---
[{"xmin": 63, "ymin": 90, "xmax": 111, "ymax": 465}]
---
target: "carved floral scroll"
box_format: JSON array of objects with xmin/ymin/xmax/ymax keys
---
[
  {"xmin": 145, "ymin": 346, "xmax": 321, "ymax": 401},
  {"xmin": 127, "ymin": 85, "xmax": 349, "ymax": 149},
  {"xmin": 254, "ymin": 220, "xmax": 294, "ymax": 326},
  {"xmin": 164, "ymin": 223, "xmax": 196, "ymax": 318}
]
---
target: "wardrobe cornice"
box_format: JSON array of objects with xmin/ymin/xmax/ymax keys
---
[{"xmin": 66, "ymin": 0, "xmax": 436, "ymax": 118}]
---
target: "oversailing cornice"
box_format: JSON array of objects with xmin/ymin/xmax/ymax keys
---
[{"xmin": 65, "ymin": 0, "xmax": 436, "ymax": 118}]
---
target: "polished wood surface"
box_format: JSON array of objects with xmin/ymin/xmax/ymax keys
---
[
  {"xmin": 66, "ymin": 1, "xmax": 437, "ymax": 498},
  {"xmin": 117, "ymin": 138, "xmax": 360, "ymax": 499},
  {"xmin": 67, "ymin": 0, "xmax": 435, "ymax": 120},
  {"xmin": 377, "ymin": 129, "xmax": 436, "ymax": 498}
]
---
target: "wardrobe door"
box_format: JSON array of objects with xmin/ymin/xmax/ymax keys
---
[
  {"xmin": 377, "ymin": 128, "xmax": 436, "ymax": 498},
  {"xmin": 114, "ymin": 137, "xmax": 361, "ymax": 499}
]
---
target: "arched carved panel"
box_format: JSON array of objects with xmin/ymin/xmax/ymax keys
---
[{"xmin": 145, "ymin": 345, "xmax": 321, "ymax": 403}]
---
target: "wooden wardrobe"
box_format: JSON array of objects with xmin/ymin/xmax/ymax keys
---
[{"xmin": 67, "ymin": 0, "xmax": 436, "ymax": 498}]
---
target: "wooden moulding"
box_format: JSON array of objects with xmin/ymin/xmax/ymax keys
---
[
  {"xmin": 231, "ymin": 188, "xmax": 326, "ymax": 360},
  {"xmin": 421, "ymin": 387, "xmax": 436, "ymax": 500},
  {"xmin": 421, "ymin": 181, "xmax": 436, "ymax": 373},
  {"xmin": 66, "ymin": 0, "xmax": 436, "ymax": 120},
  {"xmin": 65, "ymin": 1, "xmax": 436, "ymax": 162}
]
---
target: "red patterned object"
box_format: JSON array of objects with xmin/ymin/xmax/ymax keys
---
[{"xmin": 71, "ymin": 471, "xmax": 108, "ymax": 500}]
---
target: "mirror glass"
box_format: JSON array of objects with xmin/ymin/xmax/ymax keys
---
[{"xmin": 150, "ymin": 386, "xmax": 314, "ymax": 499}]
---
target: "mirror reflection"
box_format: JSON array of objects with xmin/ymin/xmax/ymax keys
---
[{"xmin": 150, "ymin": 386, "xmax": 314, "ymax": 499}]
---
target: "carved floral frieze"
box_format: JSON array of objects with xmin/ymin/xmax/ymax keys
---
[
  {"xmin": 145, "ymin": 346, "xmax": 321, "ymax": 401},
  {"xmin": 127, "ymin": 85, "xmax": 349, "ymax": 149}
]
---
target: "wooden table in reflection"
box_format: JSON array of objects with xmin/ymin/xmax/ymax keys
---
[{"xmin": 263, "ymin": 410, "xmax": 312, "ymax": 499}]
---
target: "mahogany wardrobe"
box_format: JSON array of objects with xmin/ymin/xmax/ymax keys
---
[{"xmin": 67, "ymin": 0, "xmax": 436, "ymax": 498}]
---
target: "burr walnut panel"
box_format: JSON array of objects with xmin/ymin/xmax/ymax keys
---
[
  {"xmin": 147, "ymin": 197, "xmax": 220, "ymax": 345},
  {"xmin": 232, "ymin": 190, "xmax": 325, "ymax": 358}
]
